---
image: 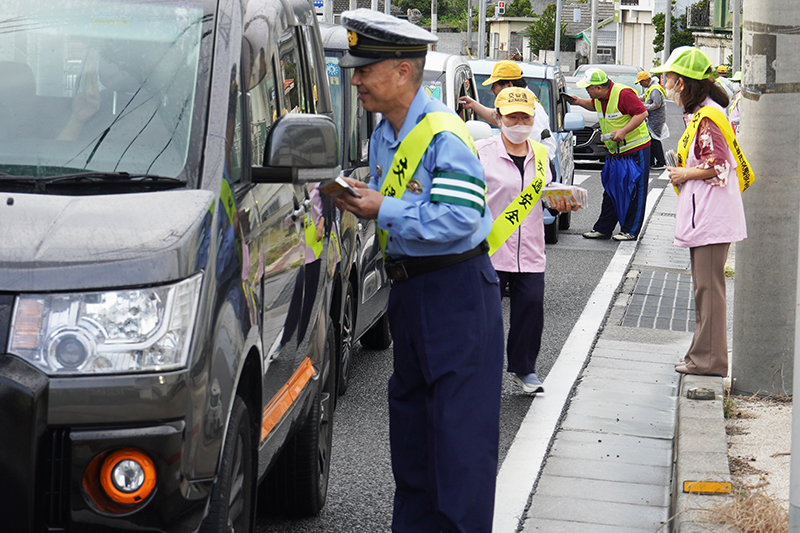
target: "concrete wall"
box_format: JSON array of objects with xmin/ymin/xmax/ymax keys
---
[{"xmin": 434, "ymin": 32, "xmax": 467, "ymax": 56}]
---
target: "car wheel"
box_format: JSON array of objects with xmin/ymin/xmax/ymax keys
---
[
  {"xmin": 359, "ymin": 312, "xmax": 391, "ymax": 350},
  {"xmin": 337, "ymin": 281, "xmax": 355, "ymax": 396},
  {"xmin": 544, "ymin": 220, "xmax": 559, "ymax": 244},
  {"xmin": 559, "ymin": 210, "xmax": 571, "ymax": 230},
  {"xmin": 201, "ymin": 395, "xmax": 254, "ymax": 533},
  {"xmin": 263, "ymin": 324, "xmax": 335, "ymax": 516}
]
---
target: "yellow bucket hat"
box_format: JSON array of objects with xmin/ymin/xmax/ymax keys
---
[
  {"xmin": 482, "ymin": 60, "xmax": 523, "ymax": 86},
  {"xmin": 494, "ymin": 87, "xmax": 536, "ymax": 116}
]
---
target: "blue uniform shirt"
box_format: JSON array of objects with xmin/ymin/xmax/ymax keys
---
[{"xmin": 370, "ymin": 86, "xmax": 492, "ymax": 258}]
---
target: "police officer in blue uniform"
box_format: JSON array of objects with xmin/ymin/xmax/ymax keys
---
[{"xmin": 330, "ymin": 9, "xmax": 505, "ymax": 533}]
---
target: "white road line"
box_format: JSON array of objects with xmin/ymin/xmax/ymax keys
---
[
  {"xmin": 573, "ymin": 173, "xmax": 592, "ymax": 185},
  {"xmin": 492, "ymin": 185, "xmax": 666, "ymax": 533}
]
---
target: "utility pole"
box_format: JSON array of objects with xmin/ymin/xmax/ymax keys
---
[
  {"xmin": 590, "ymin": 0, "xmax": 598, "ymax": 63},
  {"xmin": 554, "ymin": 0, "xmax": 562, "ymax": 68},
  {"xmin": 384, "ymin": 0, "xmax": 390, "ymax": 15},
  {"xmin": 349, "ymin": 0, "xmax": 356, "ymax": 10},
  {"xmin": 734, "ymin": 0, "xmax": 798, "ymax": 396},
  {"xmin": 479, "ymin": 0, "xmax": 487, "ymax": 59},
  {"xmin": 733, "ymin": 0, "xmax": 741, "ymax": 72},
  {"xmin": 663, "ymin": 0, "xmax": 671, "ymax": 65},
  {"xmin": 371, "ymin": 0, "xmax": 378, "ymax": 12}
]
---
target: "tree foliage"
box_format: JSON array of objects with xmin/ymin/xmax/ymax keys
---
[
  {"xmin": 505, "ymin": 0, "xmax": 533, "ymax": 18},
  {"xmin": 652, "ymin": 0, "xmax": 697, "ymax": 61},
  {"xmin": 525, "ymin": 3, "xmax": 569, "ymax": 55}
]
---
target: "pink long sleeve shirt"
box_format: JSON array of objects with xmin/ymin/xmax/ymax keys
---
[
  {"xmin": 477, "ymin": 135, "xmax": 553, "ymax": 273},
  {"xmin": 673, "ymin": 98, "xmax": 747, "ymax": 248}
]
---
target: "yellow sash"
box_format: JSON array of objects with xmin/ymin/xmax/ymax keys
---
[
  {"xmin": 304, "ymin": 212, "xmax": 323, "ymax": 259},
  {"xmin": 676, "ymin": 105, "xmax": 754, "ymax": 194},
  {"xmin": 378, "ymin": 112, "xmax": 476, "ymax": 252},
  {"xmin": 487, "ymin": 141, "xmax": 548, "ymax": 256}
]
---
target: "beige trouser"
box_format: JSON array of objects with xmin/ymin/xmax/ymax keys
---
[{"xmin": 683, "ymin": 242, "xmax": 730, "ymax": 377}]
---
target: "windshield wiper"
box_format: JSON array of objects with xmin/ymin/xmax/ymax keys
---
[{"xmin": 39, "ymin": 172, "xmax": 185, "ymax": 185}]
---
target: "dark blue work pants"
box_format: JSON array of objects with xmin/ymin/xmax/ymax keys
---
[
  {"xmin": 593, "ymin": 146, "xmax": 650, "ymax": 238},
  {"xmin": 497, "ymin": 271, "xmax": 544, "ymax": 376},
  {"xmin": 388, "ymin": 253, "xmax": 504, "ymax": 533}
]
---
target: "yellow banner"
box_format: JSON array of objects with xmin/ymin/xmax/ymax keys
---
[
  {"xmin": 487, "ymin": 141, "xmax": 548, "ymax": 256},
  {"xmin": 676, "ymin": 105, "xmax": 755, "ymax": 194},
  {"xmin": 377, "ymin": 112, "xmax": 476, "ymax": 253}
]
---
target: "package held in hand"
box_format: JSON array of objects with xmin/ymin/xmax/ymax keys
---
[{"xmin": 541, "ymin": 183, "xmax": 588, "ymax": 209}]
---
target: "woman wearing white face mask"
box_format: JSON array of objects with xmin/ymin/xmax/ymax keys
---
[
  {"xmin": 651, "ymin": 47, "xmax": 749, "ymax": 377},
  {"xmin": 476, "ymin": 87, "xmax": 577, "ymax": 394}
]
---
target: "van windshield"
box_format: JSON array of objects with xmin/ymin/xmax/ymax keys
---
[
  {"xmin": 474, "ymin": 74, "xmax": 553, "ymax": 130},
  {"xmin": 0, "ymin": 0, "xmax": 207, "ymax": 180}
]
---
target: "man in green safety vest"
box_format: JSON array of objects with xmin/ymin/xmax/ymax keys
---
[
  {"xmin": 565, "ymin": 67, "xmax": 651, "ymax": 241},
  {"xmin": 636, "ymin": 70, "xmax": 668, "ymax": 169}
]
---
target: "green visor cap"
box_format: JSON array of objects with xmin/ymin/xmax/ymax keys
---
[
  {"xmin": 731, "ymin": 70, "xmax": 742, "ymax": 82},
  {"xmin": 575, "ymin": 67, "xmax": 608, "ymax": 88},
  {"xmin": 651, "ymin": 46, "xmax": 714, "ymax": 80}
]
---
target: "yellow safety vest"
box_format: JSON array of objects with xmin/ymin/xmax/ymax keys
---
[
  {"xmin": 644, "ymin": 83, "xmax": 666, "ymax": 101},
  {"xmin": 728, "ymin": 94, "xmax": 742, "ymax": 116},
  {"xmin": 487, "ymin": 140, "xmax": 548, "ymax": 256},
  {"xmin": 377, "ymin": 112, "xmax": 477, "ymax": 253},
  {"xmin": 595, "ymin": 83, "xmax": 651, "ymax": 155},
  {"xmin": 676, "ymin": 105, "xmax": 755, "ymax": 194}
]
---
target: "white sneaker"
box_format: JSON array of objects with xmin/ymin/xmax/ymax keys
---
[{"xmin": 513, "ymin": 373, "xmax": 544, "ymax": 394}]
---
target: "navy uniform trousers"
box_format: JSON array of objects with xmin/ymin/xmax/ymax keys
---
[
  {"xmin": 593, "ymin": 145, "xmax": 651, "ymax": 238},
  {"xmin": 388, "ymin": 253, "xmax": 504, "ymax": 533}
]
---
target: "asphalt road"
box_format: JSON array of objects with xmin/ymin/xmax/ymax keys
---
[{"xmin": 256, "ymin": 99, "xmax": 688, "ymax": 532}]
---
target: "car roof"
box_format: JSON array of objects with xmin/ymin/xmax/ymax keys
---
[
  {"xmin": 574, "ymin": 63, "xmax": 643, "ymax": 74},
  {"xmin": 424, "ymin": 51, "xmax": 470, "ymax": 71},
  {"xmin": 468, "ymin": 59, "xmax": 555, "ymax": 79},
  {"xmin": 319, "ymin": 22, "xmax": 348, "ymax": 50}
]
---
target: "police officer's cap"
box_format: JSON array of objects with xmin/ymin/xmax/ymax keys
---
[{"xmin": 339, "ymin": 8, "xmax": 437, "ymax": 68}]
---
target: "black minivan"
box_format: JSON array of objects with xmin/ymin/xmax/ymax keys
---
[{"xmin": 0, "ymin": 0, "xmax": 342, "ymax": 530}]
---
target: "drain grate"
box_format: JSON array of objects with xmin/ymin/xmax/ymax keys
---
[{"xmin": 621, "ymin": 270, "xmax": 695, "ymax": 331}]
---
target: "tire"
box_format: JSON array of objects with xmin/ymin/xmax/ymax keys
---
[
  {"xmin": 337, "ymin": 281, "xmax": 356, "ymax": 396},
  {"xmin": 201, "ymin": 396, "xmax": 254, "ymax": 533},
  {"xmin": 359, "ymin": 312, "xmax": 391, "ymax": 350},
  {"xmin": 544, "ymin": 220, "xmax": 559, "ymax": 244},
  {"xmin": 262, "ymin": 324, "xmax": 335, "ymax": 516},
  {"xmin": 559, "ymin": 210, "xmax": 571, "ymax": 230}
]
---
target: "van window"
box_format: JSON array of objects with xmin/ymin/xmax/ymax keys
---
[
  {"xmin": 300, "ymin": 26, "xmax": 321, "ymax": 113},
  {"xmin": 324, "ymin": 55, "xmax": 344, "ymax": 153},
  {"xmin": 423, "ymin": 70, "xmax": 445, "ymax": 102},
  {"xmin": 0, "ymin": 0, "xmax": 207, "ymax": 179},
  {"xmin": 278, "ymin": 30, "xmax": 307, "ymax": 114},
  {"xmin": 248, "ymin": 56, "xmax": 280, "ymax": 166}
]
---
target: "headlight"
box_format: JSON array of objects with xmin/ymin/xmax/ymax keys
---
[{"xmin": 8, "ymin": 274, "xmax": 203, "ymax": 375}]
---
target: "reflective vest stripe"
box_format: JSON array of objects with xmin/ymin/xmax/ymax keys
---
[
  {"xmin": 675, "ymin": 105, "xmax": 755, "ymax": 194},
  {"xmin": 595, "ymin": 83, "xmax": 651, "ymax": 155},
  {"xmin": 377, "ymin": 112, "xmax": 477, "ymax": 253},
  {"xmin": 486, "ymin": 140, "xmax": 548, "ymax": 256}
]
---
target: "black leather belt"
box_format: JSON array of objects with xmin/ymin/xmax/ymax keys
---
[{"xmin": 384, "ymin": 241, "xmax": 489, "ymax": 282}]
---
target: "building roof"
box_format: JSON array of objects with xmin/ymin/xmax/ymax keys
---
[{"xmin": 563, "ymin": 0, "xmax": 615, "ymax": 37}]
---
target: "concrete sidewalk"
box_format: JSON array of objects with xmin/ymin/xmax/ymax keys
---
[{"xmin": 520, "ymin": 186, "xmax": 734, "ymax": 532}]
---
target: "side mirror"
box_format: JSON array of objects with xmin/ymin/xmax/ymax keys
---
[
  {"xmin": 466, "ymin": 119, "xmax": 493, "ymax": 141},
  {"xmin": 252, "ymin": 114, "xmax": 340, "ymax": 183},
  {"xmin": 563, "ymin": 112, "xmax": 585, "ymax": 132}
]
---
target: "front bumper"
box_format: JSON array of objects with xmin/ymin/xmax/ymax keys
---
[{"xmin": 0, "ymin": 354, "xmax": 211, "ymax": 533}]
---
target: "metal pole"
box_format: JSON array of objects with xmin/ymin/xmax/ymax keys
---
[
  {"xmin": 371, "ymin": 0, "xmax": 378, "ymax": 12},
  {"xmin": 479, "ymin": 0, "xmax": 487, "ymax": 59},
  {"xmin": 554, "ymin": 0, "xmax": 562, "ymax": 67},
  {"xmin": 590, "ymin": 0, "xmax": 598, "ymax": 63},
  {"xmin": 431, "ymin": 0, "xmax": 437, "ymax": 40},
  {"xmin": 466, "ymin": 0, "xmax": 473, "ymax": 56},
  {"xmin": 663, "ymin": 0, "xmax": 671, "ymax": 64},
  {"xmin": 384, "ymin": 0, "xmax": 390, "ymax": 15},
  {"xmin": 733, "ymin": 0, "xmax": 741, "ymax": 72},
  {"xmin": 323, "ymin": 0, "xmax": 333, "ymax": 23}
]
